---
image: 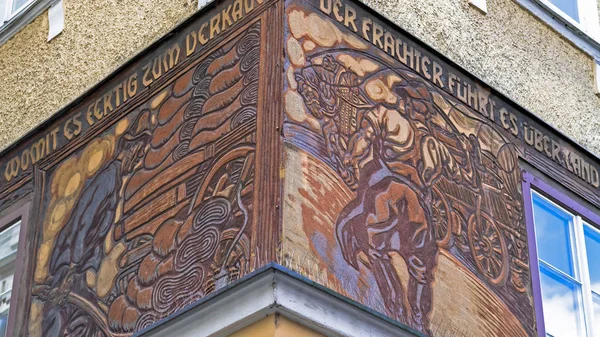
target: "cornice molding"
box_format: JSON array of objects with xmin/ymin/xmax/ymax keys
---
[{"xmin": 134, "ymin": 264, "xmax": 423, "ymax": 337}]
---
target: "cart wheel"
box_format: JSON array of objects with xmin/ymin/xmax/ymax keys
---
[
  {"xmin": 432, "ymin": 187, "xmax": 452, "ymax": 248},
  {"xmin": 453, "ymin": 212, "xmax": 470, "ymax": 252},
  {"xmin": 468, "ymin": 213, "xmax": 509, "ymax": 286}
]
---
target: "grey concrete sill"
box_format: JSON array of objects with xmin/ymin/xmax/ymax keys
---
[
  {"xmin": 0, "ymin": 0, "xmax": 60, "ymax": 47},
  {"xmin": 134, "ymin": 264, "xmax": 423, "ymax": 337},
  {"xmin": 514, "ymin": 0, "xmax": 600, "ymax": 60}
]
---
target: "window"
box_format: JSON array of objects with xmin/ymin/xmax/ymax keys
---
[
  {"xmin": 0, "ymin": 0, "xmax": 34, "ymax": 27},
  {"xmin": 0, "ymin": 0, "xmax": 59, "ymax": 46},
  {"xmin": 524, "ymin": 173, "xmax": 600, "ymax": 337},
  {"xmin": 536, "ymin": 0, "xmax": 600, "ymax": 39},
  {"xmin": 0, "ymin": 220, "xmax": 20, "ymax": 337},
  {"xmin": 0, "ymin": 203, "xmax": 28, "ymax": 337}
]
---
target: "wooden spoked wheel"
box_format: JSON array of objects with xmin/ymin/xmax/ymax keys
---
[
  {"xmin": 468, "ymin": 212, "xmax": 509, "ymax": 286},
  {"xmin": 432, "ymin": 186, "xmax": 452, "ymax": 248}
]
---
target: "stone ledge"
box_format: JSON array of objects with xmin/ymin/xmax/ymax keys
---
[{"xmin": 134, "ymin": 264, "xmax": 422, "ymax": 337}]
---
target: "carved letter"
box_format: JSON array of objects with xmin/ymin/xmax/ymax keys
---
[
  {"xmin": 20, "ymin": 149, "xmax": 29, "ymax": 171},
  {"xmin": 152, "ymin": 58, "xmax": 163, "ymax": 81},
  {"xmin": 30, "ymin": 138, "xmax": 46, "ymax": 165},
  {"xmin": 591, "ymin": 166, "xmax": 599, "ymax": 188},
  {"xmin": 73, "ymin": 113, "xmax": 82, "ymax": 137},
  {"xmin": 222, "ymin": 5, "xmax": 233, "ymax": 30},
  {"xmin": 163, "ymin": 44, "xmax": 181, "ymax": 71},
  {"xmin": 523, "ymin": 122, "xmax": 534, "ymax": 146},
  {"xmin": 142, "ymin": 63, "xmax": 153, "ymax": 87},
  {"xmin": 4, "ymin": 157, "xmax": 19, "ymax": 182},
  {"xmin": 186, "ymin": 31, "xmax": 197, "ymax": 56},
  {"xmin": 320, "ymin": 0, "xmax": 332, "ymax": 14},
  {"xmin": 344, "ymin": 4, "xmax": 358, "ymax": 32},
  {"xmin": 362, "ymin": 18, "xmax": 372, "ymax": 42},
  {"xmin": 421, "ymin": 56, "xmax": 431, "ymax": 80},
  {"xmin": 128, "ymin": 74, "xmax": 138, "ymax": 99},
  {"xmin": 199, "ymin": 23, "xmax": 209, "ymax": 45},
  {"xmin": 433, "ymin": 61, "xmax": 444, "ymax": 88},
  {"xmin": 232, "ymin": 0, "xmax": 243, "ymax": 22},
  {"xmin": 332, "ymin": 0, "xmax": 343, "ymax": 22},
  {"xmin": 243, "ymin": 0, "xmax": 254, "ymax": 13},
  {"xmin": 210, "ymin": 14, "xmax": 221, "ymax": 40}
]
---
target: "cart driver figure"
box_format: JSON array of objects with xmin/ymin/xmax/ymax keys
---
[{"xmin": 295, "ymin": 55, "xmax": 468, "ymax": 335}]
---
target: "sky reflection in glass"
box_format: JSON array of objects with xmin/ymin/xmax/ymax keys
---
[
  {"xmin": 549, "ymin": 0, "xmax": 580, "ymax": 22},
  {"xmin": 12, "ymin": 0, "xmax": 30, "ymax": 13},
  {"xmin": 593, "ymin": 293, "xmax": 600, "ymax": 337},
  {"xmin": 533, "ymin": 193, "xmax": 577, "ymax": 278},
  {"xmin": 540, "ymin": 264, "xmax": 585, "ymax": 337},
  {"xmin": 585, "ymin": 224, "xmax": 600, "ymax": 293}
]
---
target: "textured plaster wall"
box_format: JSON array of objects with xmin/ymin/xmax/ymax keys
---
[
  {"xmin": 0, "ymin": 0, "xmax": 197, "ymax": 151},
  {"xmin": 359, "ymin": 0, "xmax": 600, "ymax": 156}
]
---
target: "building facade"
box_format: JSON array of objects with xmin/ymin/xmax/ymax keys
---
[{"xmin": 0, "ymin": 0, "xmax": 598, "ymax": 336}]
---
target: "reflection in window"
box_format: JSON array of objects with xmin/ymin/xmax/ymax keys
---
[
  {"xmin": 531, "ymin": 191, "xmax": 600, "ymax": 337},
  {"xmin": 584, "ymin": 225, "xmax": 600, "ymax": 292},
  {"xmin": 593, "ymin": 294, "xmax": 600, "ymax": 337},
  {"xmin": 11, "ymin": 0, "xmax": 29, "ymax": 12},
  {"xmin": 0, "ymin": 0, "xmax": 34, "ymax": 26},
  {"xmin": 532, "ymin": 194, "xmax": 576, "ymax": 277},
  {"xmin": 0, "ymin": 220, "xmax": 20, "ymax": 337},
  {"xmin": 548, "ymin": 0, "xmax": 580, "ymax": 22},
  {"xmin": 539, "ymin": 264, "xmax": 585, "ymax": 336},
  {"xmin": 0, "ymin": 313, "xmax": 6, "ymax": 337}
]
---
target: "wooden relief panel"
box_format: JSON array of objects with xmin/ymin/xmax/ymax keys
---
[
  {"xmin": 281, "ymin": 1, "xmax": 534, "ymax": 336},
  {"xmin": 26, "ymin": 22, "xmax": 263, "ymax": 337}
]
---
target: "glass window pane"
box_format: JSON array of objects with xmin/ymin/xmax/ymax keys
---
[
  {"xmin": 0, "ymin": 220, "xmax": 19, "ymax": 329},
  {"xmin": 585, "ymin": 224, "xmax": 600, "ymax": 293},
  {"xmin": 593, "ymin": 292, "xmax": 600, "ymax": 337},
  {"xmin": 11, "ymin": 0, "xmax": 29, "ymax": 14},
  {"xmin": 540, "ymin": 265, "xmax": 585, "ymax": 337},
  {"xmin": 0, "ymin": 221, "xmax": 20, "ymax": 261},
  {"xmin": 549, "ymin": 0, "xmax": 580, "ymax": 22},
  {"xmin": 0, "ymin": 0, "xmax": 6, "ymax": 25},
  {"xmin": 0, "ymin": 313, "xmax": 7, "ymax": 337},
  {"xmin": 533, "ymin": 193, "xmax": 577, "ymax": 277}
]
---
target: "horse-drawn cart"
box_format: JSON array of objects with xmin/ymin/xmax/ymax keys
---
[{"xmin": 430, "ymin": 128, "xmax": 529, "ymax": 292}]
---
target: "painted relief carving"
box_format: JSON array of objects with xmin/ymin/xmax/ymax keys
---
[
  {"xmin": 27, "ymin": 23, "xmax": 261, "ymax": 337},
  {"xmin": 283, "ymin": 4, "xmax": 533, "ymax": 336},
  {"xmin": 0, "ymin": 0, "xmax": 546, "ymax": 335}
]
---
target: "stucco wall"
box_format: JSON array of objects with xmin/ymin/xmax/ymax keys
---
[
  {"xmin": 0, "ymin": 0, "xmax": 197, "ymax": 151},
  {"xmin": 0, "ymin": 0, "xmax": 599, "ymax": 157}
]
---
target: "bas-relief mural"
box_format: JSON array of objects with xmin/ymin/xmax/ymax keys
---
[
  {"xmin": 27, "ymin": 23, "xmax": 261, "ymax": 337},
  {"xmin": 0, "ymin": 0, "xmax": 543, "ymax": 335},
  {"xmin": 281, "ymin": 3, "xmax": 534, "ymax": 336}
]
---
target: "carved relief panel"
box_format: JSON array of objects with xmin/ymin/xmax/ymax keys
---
[
  {"xmin": 280, "ymin": 0, "xmax": 535, "ymax": 336},
  {"xmin": 24, "ymin": 17, "xmax": 270, "ymax": 337},
  {"xmin": 3, "ymin": 0, "xmax": 599, "ymax": 336}
]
